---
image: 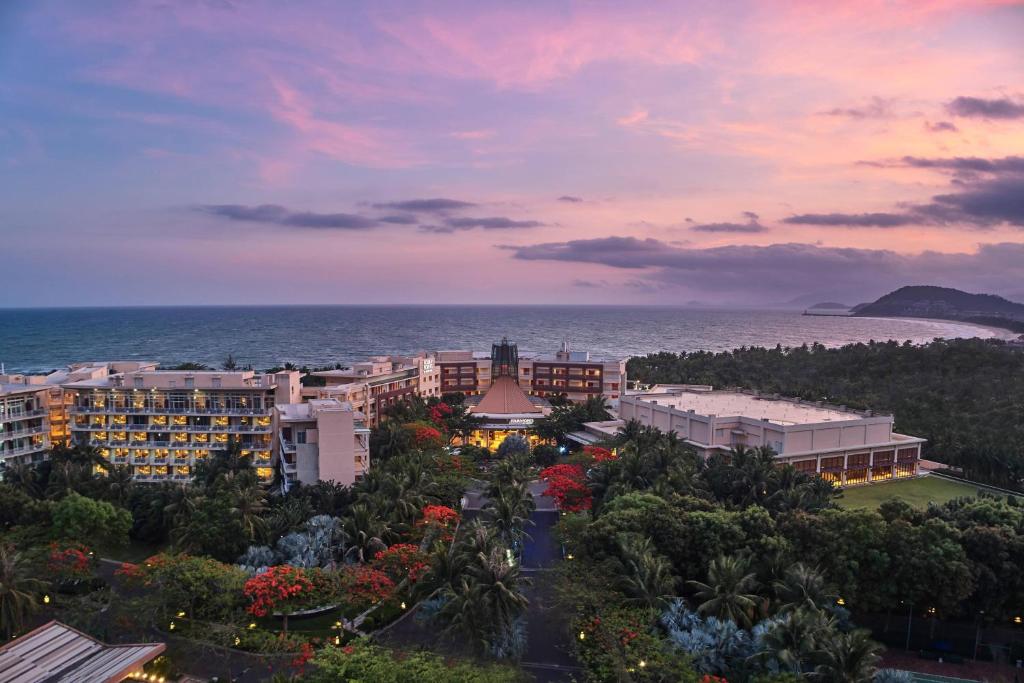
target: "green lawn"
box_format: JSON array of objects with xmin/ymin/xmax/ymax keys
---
[{"xmin": 837, "ymin": 475, "xmax": 994, "ymax": 510}]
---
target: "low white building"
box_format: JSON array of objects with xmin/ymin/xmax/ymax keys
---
[{"xmin": 616, "ymin": 385, "xmax": 925, "ymax": 486}]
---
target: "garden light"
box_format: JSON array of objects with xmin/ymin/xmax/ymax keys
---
[
  {"xmin": 168, "ymin": 621, "xmax": 175, "ymax": 631},
  {"xmin": 43, "ymin": 595, "xmax": 50, "ymax": 604},
  {"xmin": 639, "ymin": 660, "xmax": 646, "ymax": 668},
  {"xmin": 578, "ymin": 631, "xmax": 585, "ymax": 641}
]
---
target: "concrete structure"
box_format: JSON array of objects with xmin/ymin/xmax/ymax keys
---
[
  {"xmin": 63, "ymin": 365, "xmax": 301, "ymax": 483},
  {"xmin": 0, "ymin": 620, "xmax": 165, "ymax": 683},
  {"xmin": 461, "ymin": 339, "xmax": 552, "ymax": 449},
  {"xmin": 438, "ymin": 340, "xmax": 626, "ymax": 405},
  {"xmin": 275, "ymin": 398, "xmax": 370, "ymax": 491},
  {"xmin": 0, "ymin": 383, "xmax": 53, "ymax": 469},
  {"xmin": 617, "ymin": 385, "xmax": 925, "ymax": 486},
  {"xmin": 308, "ymin": 353, "xmax": 438, "ymax": 426},
  {"xmin": 309, "ymin": 342, "xmax": 626, "ymax": 428}
]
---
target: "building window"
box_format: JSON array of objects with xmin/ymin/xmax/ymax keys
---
[
  {"xmin": 872, "ymin": 450, "xmax": 894, "ymax": 466},
  {"xmin": 185, "ymin": 378, "xmax": 194, "ymax": 389},
  {"xmin": 847, "ymin": 452, "xmax": 869, "ymax": 468},
  {"xmin": 897, "ymin": 447, "xmax": 917, "ymax": 462},
  {"xmin": 871, "ymin": 465, "xmax": 893, "ymax": 481},
  {"xmin": 212, "ymin": 378, "xmax": 222, "ymax": 388},
  {"xmin": 845, "ymin": 468, "xmax": 868, "ymax": 485},
  {"xmin": 820, "ymin": 455, "xmax": 844, "ymax": 471},
  {"xmin": 296, "ymin": 430, "xmax": 307, "ymax": 444},
  {"xmin": 134, "ymin": 377, "xmax": 143, "ymax": 389},
  {"xmin": 895, "ymin": 462, "xmax": 915, "ymax": 478}
]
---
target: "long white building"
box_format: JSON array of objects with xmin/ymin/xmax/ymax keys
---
[{"xmin": 615, "ymin": 385, "xmax": 925, "ymax": 486}]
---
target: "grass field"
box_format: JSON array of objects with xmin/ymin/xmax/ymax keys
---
[{"xmin": 837, "ymin": 475, "xmax": 994, "ymax": 509}]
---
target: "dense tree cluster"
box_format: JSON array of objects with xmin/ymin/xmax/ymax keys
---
[
  {"xmin": 557, "ymin": 423, "xmax": 1024, "ymax": 681},
  {"xmin": 627, "ymin": 339, "xmax": 1024, "ymax": 490}
]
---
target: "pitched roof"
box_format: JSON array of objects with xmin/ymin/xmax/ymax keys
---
[
  {"xmin": 0, "ymin": 621, "xmax": 165, "ymax": 683},
  {"xmin": 472, "ymin": 376, "xmax": 543, "ymax": 415}
]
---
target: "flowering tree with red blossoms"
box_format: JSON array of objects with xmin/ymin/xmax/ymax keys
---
[
  {"xmin": 405, "ymin": 422, "xmax": 445, "ymax": 449},
  {"xmin": 583, "ymin": 445, "xmax": 616, "ymax": 463},
  {"xmin": 427, "ymin": 401, "xmax": 452, "ymax": 427},
  {"xmin": 539, "ymin": 464, "xmax": 592, "ymax": 512},
  {"xmin": 372, "ymin": 543, "xmax": 429, "ymax": 584},
  {"xmin": 340, "ymin": 566, "xmax": 395, "ymax": 612},
  {"xmin": 417, "ymin": 504, "xmax": 459, "ymax": 543},
  {"xmin": 47, "ymin": 542, "xmax": 94, "ymax": 582},
  {"xmin": 244, "ymin": 565, "xmax": 315, "ymax": 633}
]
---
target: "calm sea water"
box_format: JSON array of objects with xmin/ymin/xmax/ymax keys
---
[{"xmin": 0, "ymin": 306, "xmax": 1006, "ymax": 374}]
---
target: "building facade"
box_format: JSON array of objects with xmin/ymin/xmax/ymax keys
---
[
  {"xmin": 618, "ymin": 385, "xmax": 925, "ymax": 486},
  {"xmin": 0, "ymin": 384, "xmax": 53, "ymax": 469},
  {"xmin": 276, "ymin": 398, "xmax": 370, "ymax": 491},
  {"xmin": 437, "ymin": 342, "xmax": 626, "ymax": 404},
  {"xmin": 308, "ymin": 354, "xmax": 438, "ymax": 426},
  {"xmin": 63, "ymin": 368, "xmax": 301, "ymax": 483}
]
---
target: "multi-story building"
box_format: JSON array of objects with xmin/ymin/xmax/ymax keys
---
[
  {"xmin": 275, "ymin": 398, "xmax": 370, "ymax": 491},
  {"xmin": 438, "ymin": 341, "xmax": 626, "ymax": 405},
  {"xmin": 63, "ymin": 367, "xmax": 301, "ymax": 483},
  {"xmin": 615, "ymin": 385, "xmax": 925, "ymax": 486},
  {"xmin": 307, "ymin": 354, "xmax": 438, "ymax": 426},
  {"xmin": 520, "ymin": 342, "xmax": 626, "ymax": 403},
  {"xmin": 0, "ymin": 384, "xmax": 52, "ymax": 469}
]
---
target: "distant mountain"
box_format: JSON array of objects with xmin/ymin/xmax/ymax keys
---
[
  {"xmin": 854, "ymin": 286, "xmax": 1024, "ymax": 333},
  {"xmin": 807, "ymin": 302, "xmax": 849, "ymax": 310}
]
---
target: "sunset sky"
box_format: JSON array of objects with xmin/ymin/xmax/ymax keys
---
[{"xmin": 2, "ymin": 0, "xmax": 1023, "ymax": 307}]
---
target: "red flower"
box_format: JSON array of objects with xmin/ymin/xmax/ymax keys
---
[
  {"xmin": 583, "ymin": 446, "xmax": 616, "ymax": 463},
  {"xmin": 47, "ymin": 542, "xmax": 93, "ymax": 581},
  {"xmin": 244, "ymin": 565, "xmax": 315, "ymax": 617},
  {"xmin": 341, "ymin": 566, "xmax": 395, "ymax": 610},
  {"xmin": 539, "ymin": 464, "xmax": 592, "ymax": 512},
  {"xmin": 372, "ymin": 543, "xmax": 429, "ymax": 583}
]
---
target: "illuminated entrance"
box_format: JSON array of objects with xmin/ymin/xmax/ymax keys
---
[{"xmin": 462, "ymin": 338, "xmax": 551, "ymax": 451}]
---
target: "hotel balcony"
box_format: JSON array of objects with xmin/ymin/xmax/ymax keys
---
[
  {"xmin": 0, "ymin": 408, "xmax": 47, "ymax": 420},
  {"xmin": 74, "ymin": 405, "xmax": 271, "ymax": 417},
  {"xmin": 279, "ymin": 430, "xmax": 296, "ymax": 453},
  {"xmin": 1, "ymin": 425, "xmax": 48, "ymax": 439},
  {"xmin": 1, "ymin": 443, "xmax": 49, "ymax": 458}
]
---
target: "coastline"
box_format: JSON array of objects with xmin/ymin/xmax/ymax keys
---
[{"xmin": 853, "ymin": 314, "xmax": 1019, "ymax": 340}]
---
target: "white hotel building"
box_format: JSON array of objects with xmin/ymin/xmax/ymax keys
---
[{"xmin": 615, "ymin": 385, "xmax": 925, "ymax": 486}]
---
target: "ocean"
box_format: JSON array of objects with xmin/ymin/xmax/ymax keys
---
[{"xmin": 0, "ymin": 305, "xmax": 1007, "ymax": 374}]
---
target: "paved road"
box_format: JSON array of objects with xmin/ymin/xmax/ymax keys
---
[{"xmin": 384, "ymin": 481, "xmax": 582, "ymax": 681}]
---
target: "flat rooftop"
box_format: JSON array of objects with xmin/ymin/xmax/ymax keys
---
[
  {"xmin": 276, "ymin": 398, "xmax": 356, "ymax": 421},
  {"xmin": 0, "ymin": 383, "xmax": 51, "ymax": 398},
  {"xmin": 634, "ymin": 390, "xmax": 868, "ymax": 426}
]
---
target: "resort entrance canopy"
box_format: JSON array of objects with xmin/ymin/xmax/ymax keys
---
[
  {"xmin": 0, "ymin": 621, "xmax": 165, "ymax": 683},
  {"xmin": 463, "ymin": 338, "xmax": 551, "ymax": 449}
]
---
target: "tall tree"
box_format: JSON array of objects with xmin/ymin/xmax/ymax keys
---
[{"xmin": 0, "ymin": 544, "xmax": 47, "ymax": 638}]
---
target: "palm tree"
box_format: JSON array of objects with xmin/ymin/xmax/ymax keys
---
[
  {"xmin": 229, "ymin": 480, "xmax": 268, "ymax": 543},
  {"xmin": 0, "ymin": 544, "xmax": 47, "ymax": 638},
  {"xmin": 373, "ymin": 420, "xmax": 411, "ymax": 462},
  {"xmin": 484, "ymin": 480, "xmax": 536, "ymax": 554},
  {"xmin": 339, "ymin": 504, "xmax": 391, "ymax": 563},
  {"xmin": 688, "ymin": 555, "xmax": 764, "ymax": 629},
  {"xmin": 439, "ymin": 546, "xmax": 530, "ymax": 655},
  {"xmin": 103, "ymin": 465, "xmax": 135, "ymax": 507},
  {"xmin": 3, "ymin": 463, "xmax": 41, "ymax": 498},
  {"xmin": 581, "ymin": 395, "xmax": 612, "ymax": 421},
  {"xmin": 774, "ymin": 563, "xmax": 834, "ymax": 613},
  {"xmin": 756, "ymin": 607, "xmax": 831, "ymax": 674},
  {"xmin": 616, "ymin": 535, "xmax": 677, "ymax": 609},
  {"xmin": 812, "ymin": 629, "xmax": 883, "ymax": 683}
]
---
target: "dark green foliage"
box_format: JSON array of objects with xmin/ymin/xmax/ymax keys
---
[{"xmin": 628, "ymin": 339, "xmax": 1024, "ymax": 489}]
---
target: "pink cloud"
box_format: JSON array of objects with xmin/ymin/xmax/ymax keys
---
[{"xmin": 267, "ymin": 79, "xmax": 422, "ymax": 169}]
